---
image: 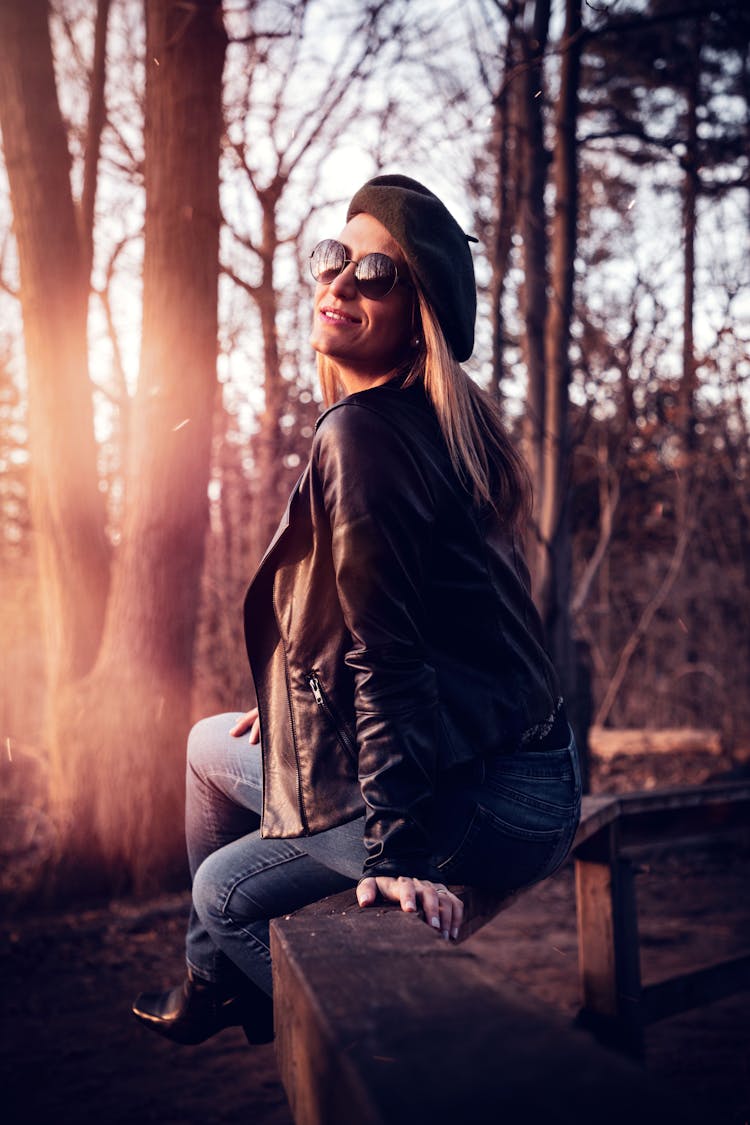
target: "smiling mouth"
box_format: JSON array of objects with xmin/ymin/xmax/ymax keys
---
[{"xmin": 320, "ymin": 306, "xmax": 359, "ymax": 325}]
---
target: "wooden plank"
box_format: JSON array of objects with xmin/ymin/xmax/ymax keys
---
[
  {"xmin": 641, "ymin": 954, "xmax": 750, "ymax": 1025},
  {"xmin": 571, "ymin": 782, "xmax": 750, "ymax": 859},
  {"xmin": 271, "ymin": 889, "xmax": 701, "ymax": 1125},
  {"xmin": 615, "ymin": 778, "xmax": 750, "ymax": 818},
  {"xmin": 616, "ymin": 782, "xmax": 750, "ymax": 854},
  {"xmin": 611, "ymin": 855, "xmax": 643, "ymax": 1055},
  {"xmin": 619, "ymin": 809, "xmax": 750, "ymax": 855},
  {"xmin": 574, "ymin": 823, "xmax": 643, "ymax": 1054},
  {"xmin": 575, "ymin": 826, "xmax": 618, "ymax": 1018},
  {"xmin": 573, "ymin": 793, "xmax": 620, "ymax": 847}
]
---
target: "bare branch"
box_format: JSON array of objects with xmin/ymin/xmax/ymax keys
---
[
  {"xmin": 594, "ymin": 518, "xmax": 691, "ymax": 728},
  {"xmin": 81, "ymin": 0, "xmax": 112, "ymax": 281},
  {"xmin": 0, "ymin": 223, "xmax": 20, "ymax": 298},
  {"xmin": 227, "ymin": 29, "xmax": 293, "ymax": 43},
  {"xmin": 221, "ymin": 263, "xmax": 260, "ymax": 297},
  {"xmin": 91, "ymin": 235, "xmax": 133, "ymax": 406},
  {"xmin": 571, "ymin": 443, "xmax": 621, "ymax": 617},
  {"xmin": 103, "ymin": 120, "xmax": 144, "ymax": 179}
]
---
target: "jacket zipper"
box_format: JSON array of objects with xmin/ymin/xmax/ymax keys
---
[
  {"xmin": 307, "ymin": 672, "xmax": 357, "ymax": 760},
  {"xmin": 271, "ymin": 587, "xmax": 308, "ymax": 833}
]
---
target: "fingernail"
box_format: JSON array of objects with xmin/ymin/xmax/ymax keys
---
[
  {"xmin": 431, "ymin": 916, "xmax": 440, "ymax": 928},
  {"xmin": 442, "ymin": 930, "xmax": 449, "ymax": 940},
  {"xmin": 451, "ymin": 927, "xmax": 459, "ymax": 940}
]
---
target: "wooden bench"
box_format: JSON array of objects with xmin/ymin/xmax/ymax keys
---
[
  {"xmin": 271, "ymin": 888, "xmax": 700, "ymax": 1125},
  {"xmin": 270, "ymin": 779, "xmax": 749, "ymax": 1123}
]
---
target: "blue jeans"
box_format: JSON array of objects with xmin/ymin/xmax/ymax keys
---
[{"xmin": 185, "ymin": 713, "xmax": 582, "ymax": 997}]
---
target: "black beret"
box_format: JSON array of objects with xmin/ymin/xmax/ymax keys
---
[{"xmin": 346, "ymin": 174, "xmax": 477, "ymax": 362}]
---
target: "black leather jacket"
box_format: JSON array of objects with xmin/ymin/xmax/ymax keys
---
[{"xmin": 243, "ymin": 379, "xmax": 561, "ymax": 878}]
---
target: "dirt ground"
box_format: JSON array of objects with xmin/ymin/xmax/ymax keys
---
[{"xmin": 1, "ymin": 749, "xmax": 748, "ymax": 1125}]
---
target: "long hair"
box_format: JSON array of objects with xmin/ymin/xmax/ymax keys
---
[{"xmin": 316, "ymin": 288, "xmax": 531, "ymax": 527}]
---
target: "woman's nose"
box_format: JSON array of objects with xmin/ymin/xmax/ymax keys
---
[{"xmin": 328, "ymin": 262, "xmax": 357, "ymax": 298}]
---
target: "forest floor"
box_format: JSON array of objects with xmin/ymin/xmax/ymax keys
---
[{"xmin": 1, "ymin": 747, "xmax": 748, "ymax": 1125}]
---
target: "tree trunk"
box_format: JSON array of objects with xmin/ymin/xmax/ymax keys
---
[
  {"xmin": 0, "ymin": 0, "xmax": 110, "ymax": 695},
  {"xmin": 679, "ymin": 20, "xmax": 700, "ymax": 459},
  {"xmin": 675, "ymin": 18, "xmax": 702, "ymax": 702},
  {"xmin": 252, "ymin": 180, "xmax": 288, "ymax": 553},
  {"xmin": 488, "ymin": 17, "xmax": 521, "ymax": 398},
  {"xmin": 511, "ymin": 0, "xmax": 583, "ymax": 771},
  {"xmin": 79, "ymin": 0, "xmax": 112, "ymax": 283},
  {"xmin": 55, "ymin": 0, "xmax": 227, "ymax": 893},
  {"xmin": 517, "ymin": 0, "xmax": 551, "ymax": 498},
  {"xmin": 537, "ymin": 0, "xmax": 581, "ymax": 652},
  {"xmin": 540, "ymin": 0, "xmax": 582, "ymax": 770}
]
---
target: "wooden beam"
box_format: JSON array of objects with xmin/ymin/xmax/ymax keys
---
[
  {"xmin": 575, "ymin": 842, "xmax": 618, "ymax": 1017},
  {"xmin": 641, "ymin": 954, "xmax": 750, "ymax": 1025},
  {"xmin": 618, "ymin": 795, "xmax": 750, "ymax": 855},
  {"xmin": 271, "ymin": 889, "xmax": 700, "ymax": 1125},
  {"xmin": 615, "ymin": 779, "xmax": 750, "ymax": 820},
  {"xmin": 574, "ymin": 823, "xmax": 643, "ymax": 1054}
]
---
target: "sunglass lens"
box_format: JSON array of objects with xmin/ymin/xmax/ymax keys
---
[
  {"xmin": 356, "ymin": 253, "xmax": 397, "ymax": 299},
  {"xmin": 309, "ymin": 242, "xmax": 399, "ymax": 298},
  {"xmin": 310, "ymin": 240, "xmax": 346, "ymax": 284}
]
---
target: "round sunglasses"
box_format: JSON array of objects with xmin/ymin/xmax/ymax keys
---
[{"xmin": 309, "ymin": 239, "xmax": 411, "ymax": 300}]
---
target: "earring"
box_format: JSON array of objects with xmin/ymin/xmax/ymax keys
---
[{"xmin": 411, "ymin": 335, "xmax": 422, "ymax": 348}]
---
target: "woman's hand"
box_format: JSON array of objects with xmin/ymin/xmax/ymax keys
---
[
  {"xmin": 230, "ymin": 707, "xmax": 261, "ymax": 745},
  {"xmin": 357, "ymin": 875, "xmax": 464, "ymax": 941}
]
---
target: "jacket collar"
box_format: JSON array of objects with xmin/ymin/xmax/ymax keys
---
[{"xmin": 314, "ymin": 373, "xmax": 423, "ymax": 432}]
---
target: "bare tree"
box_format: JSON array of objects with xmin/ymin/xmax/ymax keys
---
[{"xmin": 0, "ymin": 0, "xmax": 111, "ymax": 696}]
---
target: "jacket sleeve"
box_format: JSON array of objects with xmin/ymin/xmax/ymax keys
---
[{"xmin": 313, "ymin": 401, "xmax": 441, "ymax": 879}]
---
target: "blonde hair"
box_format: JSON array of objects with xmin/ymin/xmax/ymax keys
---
[{"xmin": 316, "ymin": 289, "xmax": 531, "ymax": 525}]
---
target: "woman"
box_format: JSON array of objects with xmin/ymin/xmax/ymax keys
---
[{"xmin": 132, "ymin": 174, "xmax": 581, "ymax": 1046}]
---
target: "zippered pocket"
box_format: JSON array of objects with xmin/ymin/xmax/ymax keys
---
[{"xmin": 306, "ymin": 671, "xmax": 357, "ymax": 761}]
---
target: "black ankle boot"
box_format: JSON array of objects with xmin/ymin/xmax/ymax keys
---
[{"xmin": 132, "ymin": 969, "xmax": 273, "ymax": 1046}]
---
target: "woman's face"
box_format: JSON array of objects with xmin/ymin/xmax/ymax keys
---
[{"xmin": 310, "ymin": 213, "xmax": 414, "ymax": 392}]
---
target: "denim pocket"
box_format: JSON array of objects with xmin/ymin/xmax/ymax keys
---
[
  {"xmin": 436, "ymin": 801, "xmax": 564, "ymax": 892},
  {"xmin": 434, "ymin": 740, "xmax": 581, "ymax": 894}
]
